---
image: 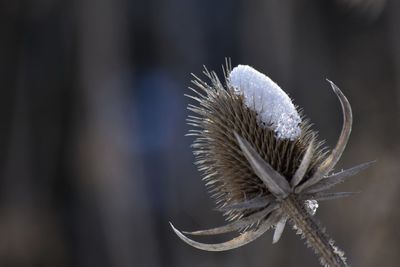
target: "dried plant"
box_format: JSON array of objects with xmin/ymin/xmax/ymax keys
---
[{"xmin": 170, "ymin": 60, "xmax": 372, "ymax": 267}]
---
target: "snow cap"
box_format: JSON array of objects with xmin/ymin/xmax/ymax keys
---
[{"xmin": 229, "ymin": 65, "xmax": 301, "ymax": 140}]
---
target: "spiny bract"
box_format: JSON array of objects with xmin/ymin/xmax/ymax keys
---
[{"xmin": 170, "ymin": 61, "xmax": 372, "ymax": 260}]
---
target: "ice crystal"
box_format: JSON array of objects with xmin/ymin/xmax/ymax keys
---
[{"xmin": 305, "ymin": 200, "xmax": 319, "ymax": 215}]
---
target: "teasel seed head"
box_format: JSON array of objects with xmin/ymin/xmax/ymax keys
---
[{"xmin": 170, "ymin": 60, "xmax": 373, "ymax": 264}]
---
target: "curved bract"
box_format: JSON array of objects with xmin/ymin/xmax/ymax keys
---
[
  {"xmin": 170, "ymin": 210, "xmax": 280, "ymax": 252},
  {"xmin": 295, "ymin": 80, "xmax": 353, "ymax": 193}
]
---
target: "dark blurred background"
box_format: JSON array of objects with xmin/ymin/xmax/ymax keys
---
[{"xmin": 1, "ymin": 0, "xmax": 400, "ymax": 266}]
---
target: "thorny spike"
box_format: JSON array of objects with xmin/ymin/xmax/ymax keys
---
[
  {"xmin": 295, "ymin": 81, "xmax": 353, "ymax": 193},
  {"xmin": 272, "ymin": 217, "xmax": 287, "ymax": 244},
  {"xmin": 185, "ymin": 204, "xmax": 279, "ymax": 236},
  {"xmin": 182, "ymin": 221, "xmax": 247, "ymax": 236},
  {"xmin": 234, "ymin": 132, "xmax": 291, "ymax": 199},
  {"xmin": 216, "ymin": 195, "xmax": 275, "ymax": 211},
  {"xmin": 291, "ymin": 136, "xmax": 315, "ymax": 188},
  {"xmin": 301, "ymin": 191, "xmax": 359, "ymax": 202},
  {"xmin": 222, "ymin": 57, "xmax": 232, "ymax": 80},
  {"xmin": 304, "ymin": 161, "xmax": 375, "ymax": 194},
  {"xmin": 169, "ymin": 212, "xmax": 280, "ymax": 252}
]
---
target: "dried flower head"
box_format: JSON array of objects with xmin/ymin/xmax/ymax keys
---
[{"xmin": 170, "ymin": 60, "xmax": 372, "ymax": 267}]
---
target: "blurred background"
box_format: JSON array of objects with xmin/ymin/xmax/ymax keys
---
[{"xmin": 1, "ymin": 0, "xmax": 400, "ymax": 266}]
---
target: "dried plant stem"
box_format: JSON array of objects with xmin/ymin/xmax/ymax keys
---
[{"xmin": 281, "ymin": 196, "xmax": 348, "ymax": 267}]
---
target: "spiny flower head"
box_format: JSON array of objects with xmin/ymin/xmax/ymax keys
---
[{"xmin": 170, "ymin": 61, "xmax": 372, "ymax": 257}]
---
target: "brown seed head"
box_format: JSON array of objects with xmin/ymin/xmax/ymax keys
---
[{"xmin": 187, "ymin": 65, "xmax": 326, "ymax": 222}]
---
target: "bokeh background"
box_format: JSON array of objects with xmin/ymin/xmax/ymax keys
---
[{"xmin": 1, "ymin": 0, "xmax": 400, "ymax": 266}]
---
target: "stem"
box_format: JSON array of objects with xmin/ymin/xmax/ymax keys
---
[{"xmin": 281, "ymin": 196, "xmax": 348, "ymax": 267}]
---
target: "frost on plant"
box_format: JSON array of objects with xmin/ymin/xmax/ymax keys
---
[
  {"xmin": 229, "ymin": 65, "xmax": 301, "ymax": 140},
  {"xmin": 305, "ymin": 199, "xmax": 319, "ymax": 215}
]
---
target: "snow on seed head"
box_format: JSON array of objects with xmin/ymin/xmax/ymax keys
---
[{"xmin": 229, "ymin": 65, "xmax": 301, "ymax": 140}]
